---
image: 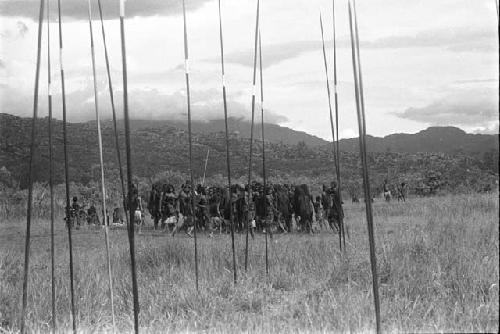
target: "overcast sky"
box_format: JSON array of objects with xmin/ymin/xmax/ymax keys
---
[{"xmin": 0, "ymin": 0, "xmax": 498, "ymax": 139}]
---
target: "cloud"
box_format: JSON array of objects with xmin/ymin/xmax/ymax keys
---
[
  {"xmin": 394, "ymin": 87, "xmax": 499, "ymax": 129},
  {"xmin": 363, "ymin": 27, "xmax": 496, "ymax": 52},
  {"xmin": 0, "ymin": 83, "xmax": 287, "ymax": 124},
  {"xmin": 16, "ymin": 20, "xmax": 28, "ymax": 36},
  {"xmin": 212, "ymin": 26, "xmax": 496, "ymax": 69},
  {"xmin": 115, "ymin": 88, "xmax": 287, "ymax": 124},
  {"xmin": 453, "ymin": 78, "xmax": 497, "ymax": 85},
  {"xmin": 219, "ymin": 40, "xmax": 322, "ymax": 69},
  {"xmin": 472, "ymin": 122, "xmax": 499, "ymax": 135},
  {"xmin": 0, "ymin": 0, "xmax": 211, "ymax": 21},
  {"xmin": 0, "ymin": 20, "xmax": 28, "ymax": 39}
]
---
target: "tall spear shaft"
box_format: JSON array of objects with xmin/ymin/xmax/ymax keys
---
[
  {"xmin": 217, "ymin": 0, "xmax": 238, "ymax": 284},
  {"xmin": 86, "ymin": 0, "xmax": 116, "ymax": 331},
  {"xmin": 348, "ymin": 0, "xmax": 381, "ymax": 332},
  {"xmin": 319, "ymin": 12, "xmax": 342, "ymax": 250},
  {"xmin": 202, "ymin": 148, "xmax": 210, "ymax": 186},
  {"xmin": 182, "ymin": 0, "xmax": 199, "ymax": 291},
  {"xmin": 119, "ymin": 1, "xmax": 140, "ymax": 332},
  {"xmin": 20, "ymin": 1, "xmax": 44, "ymax": 333},
  {"xmin": 332, "ymin": 0, "xmax": 346, "ymax": 246},
  {"xmin": 46, "ymin": 0, "xmax": 56, "ymax": 331},
  {"xmin": 258, "ymin": 31, "xmax": 269, "ymax": 275},
  {"xmin": 245, "ymin": 0, "xmax": 260, "ymax": 272},
  {"xmin": 96, "ymin": 0, "xmax": 128, "ymax": 228},
  {"xmin": 56, "ymin": 0, "xmax": 77, "ymax": 331}
]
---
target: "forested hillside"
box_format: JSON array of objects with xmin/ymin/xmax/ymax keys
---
[{"xmin": 1, "ymin": 113, "xmax": 498, "ymax": 196}]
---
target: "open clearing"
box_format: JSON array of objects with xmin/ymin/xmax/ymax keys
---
[{"xmin": 1, "ymin": 193, "xmax": 498, "ymax": 333}]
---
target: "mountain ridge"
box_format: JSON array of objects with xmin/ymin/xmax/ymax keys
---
[
  {"xmin": 1, "ymin": 113, "xmax": 498, "ymax": 190},
  {"xmin": 67, "ymin": 115, "xmax": 498, "ymax": 154},
  {"xmin": 2, "ymin": 113, "xmax": 498, "ymax": 154}
]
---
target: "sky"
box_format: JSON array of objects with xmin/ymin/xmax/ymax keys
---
[{"xmin": 0, "ymin": 0, "xmax": 498, "ymax": 140}]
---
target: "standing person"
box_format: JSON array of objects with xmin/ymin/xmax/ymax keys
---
[
  {"xmin": 129, "ymin": 184, "xmax": 139, "ymax": 222},
  {"xmin": 398, "ymin": 182, "xmax": 407, "ymax": 202},
  {"xmin": 323, "ymin": 182, "xmax": 343, "ymax": 233},
  {"xmin": 134, "ymin": 189, "xmax": 144, "ymax": 230},
  {"xmin": 264, "ymin": 187, "xmax": 276, "ymax": 236},
  {"xmin": 221, "ymin": 185, "xmax": 232, "ymax": 234},
  {"xmin": 196, "ymin": 184, "xmax": 209, "ymax": 231},
  {"xmin": 383, "ymin": 179, "xmax": 391, "ymax": 202},
  {"xmin": 207, "ymin": 186, "xmax": 222, "ymax": 237},
  {"xmin": 330, "ymin": 181, "xmax": 344, "ymax": 231},
  {"xmin": 252, "ymin": 186, "xmax": 263, "ymax": 232},
  {"xmin": 148, "ymin": 184, "xmax": 162, "ymax": 230},
  {"xmin": 70, "ymin": 196, "xmax": 81, "ymax": 228},
  {"xmin": 173, "ymin": 182, "xmax": 194, "ymax": 237},
  {"xmin": 313, "ymin": 195, "xmax": 325, "ymax": 230},
  {"xmin": 162, "ymin": 184, "xmax": 178, "ymax": 232},
  {"xmin": 247, "ymin": 193, "xmax": 256, "ymax": 238},
  {"xmin": 87, "ymin": 202, "xmax": 100, "ymax": 226}
]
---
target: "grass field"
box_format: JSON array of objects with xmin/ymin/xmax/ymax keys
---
[{"xmin": 1, "ymin": 193, "xmax": 498, "ymax": 333}]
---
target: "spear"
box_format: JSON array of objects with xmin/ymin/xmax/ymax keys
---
[
  {"xmin": 46, "ymin": 0, "xmax": 56, "ymax": 331},
  {"xmin": 202, "ymin": 148, "xmax": 210, "ymax": 186},
  {"xmin": 319, "ymin": 12, "xmax": 342, "ymax": 250},
  {"xmin": 332, "ymin": 8, "xmax": 351, "ymax": 332},
  {"xmin": 182, "ymin": 0, "xmax": 199, "ymax": 291},
  {"xmin": 258, "ymin": 30, "xmax": 269, "ymax": 275},
  {"xmin": 86, "ymin": 0, "xmax": 116, "ymax": 330},
  {"xmin": 245, "ymin": 0, "xmax": 260, "ymax": 272},
  {"xmin": 20, "ymin": 0, "xmax": 43, "ymax": 332},
  {"xmin": 96, "ymin": 0, "xmax": 129, "ymax": 229},
  {"xmin": 119, "ymin": 0, "xmax": 140, "ymax": 332},
  {"xmin": 217, "ymin": 0, "xmax": 238, "ymax": 284},
  {"xmin": 56, "ymin": 0, "xmax": 77, "ymax": 331},
  {"xmin": 332, "ymin": 0, "xmax": 347, "ymax": 246},
  {"xmin": 348, "ymin": 0, "xmax": 381, "ymax": 332}
]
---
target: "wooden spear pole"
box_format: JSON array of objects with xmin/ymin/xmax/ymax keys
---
[
  {"xmin": 182, "ymin": 0, "xmax": 200, "ymax": 291},
  {"xmin": 96, "ymin": 0, "xmax": 129, "ymax": 228},
  {"xmin": 56, "ymin": 0, "xmax": 77, "ymax": 330},
  {"xmin": 348, "ymin": 1, "xmax": 381, "ymax": 332},
  {"xmin": 258, "ymin": 30, "xmax": 269, "ymax": 275},
  {"xmin": 217, "ymin": 0, "xmax": 238, "ymax": 284},
  {"xmin": 202, "ymin": 148, "xmax": 210, "ymax": 186},
  {"xmin": 46, "ymin": 1, "xmax": 56, "ymax": 331},
  {"xmin": 86, "ymin": 0, "xmax": 116, "ymax": 331},
  {"xmin": 20, "ymin": 1, "xmax": 44, "ymax": 332},
  {"xmin": 119, "ymin": 0, "xmax": 140, "ymax": 332},
  {"xmin": 332, "ymin": 0, "xmax": 347, "ymax": 246},
  {"xmin": 319, "ymin": 12, "xmax": 342, "ymax": 250},
  {"xmin": 245, "ymin": 0, "xmax": 260, "ymax": 272}
]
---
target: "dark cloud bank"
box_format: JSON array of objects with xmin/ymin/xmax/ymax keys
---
[
  {"xmin": 0, "ymin": 0, "xmax": 211, "ymax": 20},
  {"xmin": 395, "ymin": 87, "xmax": 498, "ymax": 131}
]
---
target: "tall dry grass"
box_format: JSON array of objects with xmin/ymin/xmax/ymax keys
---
[{"xmin": 0, "ymin": 193, "xmax": 498, "ymax": 333}]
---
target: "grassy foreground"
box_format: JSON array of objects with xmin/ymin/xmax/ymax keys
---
[{"xmin": 0, "ymin": 193, "xmax": 498, "ymax": 333}]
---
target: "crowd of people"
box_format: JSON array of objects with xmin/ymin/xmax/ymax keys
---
[
  {"xmin": 66, "ymin": 180, "xmax": 346, "ymax": 237},
  {"xmin": 145, "ymin": 180, "xmax": 345, "ymax": 237}
]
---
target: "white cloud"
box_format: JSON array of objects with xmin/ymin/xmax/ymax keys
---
[{"xmin": 395, "ymin": 86, "xmax": 499, "ymax": 128}]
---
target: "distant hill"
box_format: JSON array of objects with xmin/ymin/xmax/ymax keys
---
[
  {"xmin": 0, "ymin": 113, "xmax": 498, "ymax": 191},
  {"xmin": 118, "ymin": 118, "xmax": 498, "ymax": 155},
  {"xmin": 338, "ymin": 127, "xmax": 498, "ymax": 155},
  {"xmin": 119, "ymin": 118, "xmax": 329, "ymax": 147}
]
